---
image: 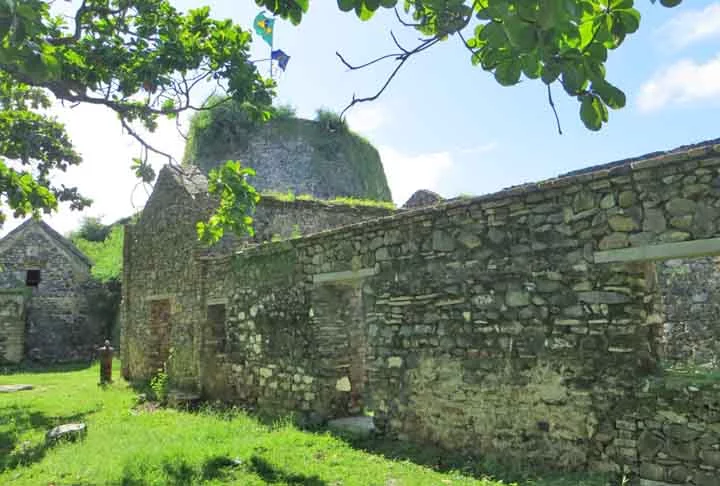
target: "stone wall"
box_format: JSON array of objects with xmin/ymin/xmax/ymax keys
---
[
  {"xmin": 601, "ymin": 379, "xmax": 720, "ymax": 486},
  {"xmin": 0, "ymin": 290, "xmax": 26, "ymax": 364},
  {"xmin": 657, "ymin": 257, "xmax": 720, "ymax": 367},
  {"xmin": 185, "ymin": 143, "xmax": 720, "ymax": 471},
  {"xmin": 0, "ymin": 223, "xmax": 103, "ymax": 362},
  {"xmin": 122, "ymin": 166, "xmax": 394, "ymax": 384}
]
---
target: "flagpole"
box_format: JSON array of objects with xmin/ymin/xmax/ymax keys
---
[{"xmin": 269, "ymin": 15, "xmax": 274, "ymax": 80}]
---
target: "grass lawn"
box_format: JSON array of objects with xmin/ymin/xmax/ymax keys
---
[{"xmin": 1, "ymin": 362, "xmax": 613, "ymax": 486}]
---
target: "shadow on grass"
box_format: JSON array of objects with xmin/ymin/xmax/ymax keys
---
[
  {"xmin": 117, "ymin": 455, "xmax": 326, "ymax": 486},
  {"xmin": 336, "ymin": 434, "xmax": 613, "ymax": 486},
  {"xmin": 0, "ymin": 404, "xmax": 92, "ymax": 474},
  {"xmin": 247, "ymin": 455, "xmax": 327, "ymax": 485}
]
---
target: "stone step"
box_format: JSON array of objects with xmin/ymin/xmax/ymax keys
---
[
  {"xmin": 327, "ymin": 416, "xmax": 376, "ymax": 439},
  {"xmin": 0, "ymin": 384, "xmax": 33, "ymax": 393},
  {"xmin": 46, "ymin": 423, "xmax": 87, "ymax": 444}
]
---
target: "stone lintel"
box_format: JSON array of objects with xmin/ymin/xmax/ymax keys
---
[
  {"xmin": 595, "ymin": 237, "xmax": 720, "ymax": 264},
  {"xmin": 206, "ymin": 297, "xmax": 228, "ymax": 306},
  {"xmin": 312, "ymin": 267, "xmax": 376, "ymax": 284}
]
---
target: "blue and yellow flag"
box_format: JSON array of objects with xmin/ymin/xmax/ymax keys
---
[{"xmin": 253, "ymin": 12, "xmax": 274, "ymax": 47}]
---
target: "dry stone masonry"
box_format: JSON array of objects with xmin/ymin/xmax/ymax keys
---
[
  {"xmin": 0, "ymin": 220, "xmax": 105, "ymax": 363},
  {"xmin": 123, "ymin": 140, "xmax": 720, "ymax": 483}
]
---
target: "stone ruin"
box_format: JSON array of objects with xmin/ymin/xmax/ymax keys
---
[
  {"xmin": 122, "ymin": 139, "xmax": 720, "ymax": 484},
  {"xmin": 0, "ymin": 219, "xmax": 106, "ymax": 363}
]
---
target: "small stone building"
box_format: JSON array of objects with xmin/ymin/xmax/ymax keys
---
[{"xmin": 0, "ymin": 219, "xmax": 105, "ymax": 363}]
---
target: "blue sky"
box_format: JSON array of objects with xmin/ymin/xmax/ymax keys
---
[{"xmin": 3, "ymin": 0, "xmax": 720, "ymax": 236}]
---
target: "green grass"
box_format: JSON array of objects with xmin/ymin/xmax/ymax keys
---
[
  {"xmin": 261, "ymin": 191, "xmax": 396, "ymax": 210},
  {"xmin": 1, "ymin": 363, "xmax": 612, "ymax": 486}
]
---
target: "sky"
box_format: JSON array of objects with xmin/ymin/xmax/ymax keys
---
[{"xmin": 3, "ymin": 0, "xmax": 720, "ymax": 237}]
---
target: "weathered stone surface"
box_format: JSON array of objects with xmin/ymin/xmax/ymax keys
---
[
  {"xmin": 0, "ymin": 219, "xmax": 107, "ymax": 363},
  {"xmin": 638, "ymin": 430, "xmax": 664, "ymax": 457},
  {"xmin": 327, "ymin": 416, "xmax": 376, "ymax": 438},
  {"xmin": 577, "ymin": 291, "xmax": 630, "ymax": 304},
  {"xmin": 608, "ymin": 215, "xmax": 640, "ymax": 232},
  {"xmin": 666, "ymin": 198, "xmax": 697, "ymax": 216},
  {"xmin": 599, "ymin": 232, "xmax": 629, "ymax": 250},
  {"xmin": 46, "ymin": 423, "xmax": 86, "ymax": 443},
  {"xmin": 639, "ymin": 462, "xmax": 665, "ymax": 482},
  {"xmin": 123, "ymin": 138, "xmax": 720, "ymax": 476},
  {"xmin": 0, "ymin": 384, "xmax": 33, "ymax": 393},
  {"xmin": 506, "ymin": 290, "xmax": 530, "ymax": 307},
  {"xmin": 696, "ymin": 471, "xmax": 720, "ymax": 486},
  {"xmin": 643, "ymin": 209, "xmax": 668, "ymax": 233}
]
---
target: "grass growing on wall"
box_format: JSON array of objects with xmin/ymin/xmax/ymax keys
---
[
  {"xmin": 261, "ymin": 190, "xmax": 396, "ymax": 210},
  {"xmin": 0, "ymin": 364, "xmax": 612, "ymax": 486}
]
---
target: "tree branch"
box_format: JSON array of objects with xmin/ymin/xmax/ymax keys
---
[
  {"xmin": 119, "ymin": 117, "xmax": 178, "ymax": 166},
  {"xmin": 547, "ymin": 85, "xmax": 563, "ymax": 135},
  {"xmin": 339, "ymin": 36, "xmax": 441, "ymax": 118}
]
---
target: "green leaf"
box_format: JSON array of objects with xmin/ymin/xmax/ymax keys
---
[
  {"xmin": 541, "ymin": 60, "xmax": 561, "ymax": 84},
  {"xmin": 521, "ymin": 53, "xmax": 541, "ymax": 79},
  {"xmin": 355, "ymin": 2, "xmax": 374, "ymax": 20},
  {"xmin": 379, "ymin": 0, "xmax": 397, "ymax": 6},
  {"xmin": 503, "ymin": 16, "xmax": 537, "ymax": 50},
  {"xmin": 615, "ymin": 9, "xmax": 640, "ymax": 34},
  {"xmin": 338, "ymin": 0, "xmax": 355, "ymax": 12},
  {"xmin": 561, "ymin": 64, "xmax": 587, "ymax": 95},
  {"xmin": 580, "ymin": 94, "xmax": 603, "ymax": 131},
  {"xmin": 610, "ymin": 0, "xmax": 633, "ymax": 8},
  {"xmin": 364, "ymin": 0, "xmax": 380, "ymax": 10},
  {"xmin": 593, "ymin": 79, "xmax": 626, "ymax": 109},
  {"xmin": 659, "ymin": 0, "xmax": 682, "ymax": 7},
  {"xmin": 494, "ymin": 58, "xmax": 522, "ymax": 86}
]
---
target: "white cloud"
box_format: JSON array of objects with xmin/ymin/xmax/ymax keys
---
[
  {"xmin": 345, "ymin": 105, "xmax": 388, "ymax": 134},
  {"xmin": 637, "ymin": 54, "xmax": 720, "ymax": 112},
  {"xmin": 660, "ymin": 3, "xmax": 720, "ymax": 49},
  {"xmin": 378, "ymin": 146, "xmax": 452, "ymax": 205}
]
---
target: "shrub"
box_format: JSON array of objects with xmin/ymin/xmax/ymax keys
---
[{"xmin": 314, "ymin": 108, "xmax": 348, "ymax": 133}]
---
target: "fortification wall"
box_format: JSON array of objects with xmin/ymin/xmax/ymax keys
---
[
  {"xmin": 192, "ymin": 143, "xmax": 720, "ymax": 478},
  {"xmin": 186, "ymin": 117, "xmax": 393, "ymax": 201}
]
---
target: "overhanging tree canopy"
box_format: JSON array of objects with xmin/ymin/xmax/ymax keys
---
[{"xmin": 0, "ymin": 0, "xmax": 683, "ymax": 242}]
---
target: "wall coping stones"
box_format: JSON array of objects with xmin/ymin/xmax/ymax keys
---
[{"xmin": 194, "ymin": 139, "xmax": 720, "ymax": 263}]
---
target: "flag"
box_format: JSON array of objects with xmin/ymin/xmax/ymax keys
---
[
  {"xmin": 253, "ymin": 12, "xmax": 274, "ymax": 47},
  {"xmin": 271, "ymin": 49, "xmax": 290, "ymax": 71}
]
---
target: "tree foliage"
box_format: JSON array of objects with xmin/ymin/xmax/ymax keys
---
[
  {"xmin": 197, "ymin": 160, "xmax": 260, "ymax": 245},
  {"xmin": 258, "ymin": 0, "xmax": 682, "ymax": 131},
  {"xmin": 0, "ymin": 0, "xmax": 685, "ymax": 244},
  {"xmin": 0, "ymin": 0, "xmax": 273, "ymax": 232},
  {"xmin": 72, "ymin": 224, "xmax": 124, "ymax": 281}
]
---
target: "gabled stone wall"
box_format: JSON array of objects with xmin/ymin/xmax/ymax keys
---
[
  {"xmin": 0, "ymin": 223, "xmax": 101, "ymax": 362},
  {"xmin": 122, "ymin": 166, "xmax": 394, "ymax": 386}
]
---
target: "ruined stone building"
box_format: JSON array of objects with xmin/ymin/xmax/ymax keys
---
[
  {"xmin": 0, "ymin": 219, "xmax": 106, "ymax": 363},
  {"xmin": 123, "ymin": 135, "xmax": 720, "ymax": 483}
]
